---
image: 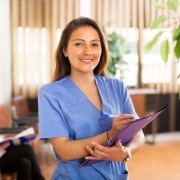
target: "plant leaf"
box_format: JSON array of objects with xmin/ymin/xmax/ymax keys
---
[
  {"xmin": 145, "ymin": 32, "xmax": 163, "ymax": 52},
  {"xmin": 150, "ymin": 15, "xmax": 167, "ymax": 29},
  {"xmin": 173, "ymin": 26, "xmax": 180, "ymax": 41},
  {"xmin": 167, "ymin": 0, "xmax": 179, "ymax": 12},
  {"xmin": 160, "ymin": 39, "xmax": 170, "ymax": 62},
  {"xmin": 153, "ymin": 2, "xmax": 164, "ymax": 9},
  {"xmin": 174, "ymin": 39, "xmax": 180, "ymax": 58}
]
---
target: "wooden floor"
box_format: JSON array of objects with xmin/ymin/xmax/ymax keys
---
[
  {"xmin": 128, "ymin": 141, "xmax": 180, "ymax": 180},
  {"xmin": 38, "ymin": 137, "xmax": 180, "ymax": 180}
]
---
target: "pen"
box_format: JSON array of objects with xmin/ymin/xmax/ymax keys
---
[{"xmin": 102, "ymin": 114, "xmax": 118, "ymax": 118}]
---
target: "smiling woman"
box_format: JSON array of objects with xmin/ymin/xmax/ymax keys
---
[{"xmin": 38, "ymin": 17, "xmax": 145, "ymax": 180}]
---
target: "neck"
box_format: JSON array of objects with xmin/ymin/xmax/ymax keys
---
[{"xmin": 69, "ymin": 73, "xmax": 95, "ymax": 87}]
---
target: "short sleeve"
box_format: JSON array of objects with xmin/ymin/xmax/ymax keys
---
[{"xmin": 38, "ymin": 87, "xmax": 69, "ymax": 139}]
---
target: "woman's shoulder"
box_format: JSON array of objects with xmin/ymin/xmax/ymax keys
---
[
  {"xmin": 96, "ymin": 75, "xmax": 125, "ymax": 87},
  {"xmin": 39, "ymin": 76, "xmax": 69, "ymax": 93}
]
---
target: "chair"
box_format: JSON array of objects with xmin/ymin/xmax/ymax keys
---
[
  {"xmin": 11, "ymin": 95, "xmax": 38, "ymax": 127},
  {"xmin": 0, "ymin": 105, "xmax": 27, "ymax": 133},
  {"xmin": 11, "ymin": 96, "xmax": 44, "ymax": 151},
  {"xmin": 0, "ymin": 105, "xmax": 11, "ymax": 128}
]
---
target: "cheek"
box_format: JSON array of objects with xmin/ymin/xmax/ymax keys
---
[
  {"xmin": 69, "ymin": 48, "xmax": 82, "ymax": 57},
  {"xmin": 66, "ymin": 49, "xmax": 78, "ymax": 61}
]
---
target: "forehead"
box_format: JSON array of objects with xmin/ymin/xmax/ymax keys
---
[{"xmin": 69, "ymin": 26, "xmax": 100, "ymax": 40}]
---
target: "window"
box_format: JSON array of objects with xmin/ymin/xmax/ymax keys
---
[{"xmin": 11, "ymin": 0, "xmax": 179, "ymax": 98}]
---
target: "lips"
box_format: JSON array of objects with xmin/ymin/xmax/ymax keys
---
[{"xmin": 80, "ymin": 59, "xmax": 93, "ymax": 63}]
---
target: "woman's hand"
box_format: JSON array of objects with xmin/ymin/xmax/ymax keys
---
[
  {"xmin": 108, "ymin": 114, "xmax": 135, "ymax": 139},
  {"xmin": 85, "ymin": 139, "xmax": 128, "ymax": 162},
  {"xmin": 0, "ymin": 142, "xmax": 10, "ymax": 151}
]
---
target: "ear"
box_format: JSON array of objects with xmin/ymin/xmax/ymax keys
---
[{"xmin": 63, "ymin": 49, "xmax": 68, "ymax": 57}]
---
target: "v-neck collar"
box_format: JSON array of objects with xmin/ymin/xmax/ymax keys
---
[
  {"xmin": 94, "ymin": 76, "xmax": 113, "ymax": 115},
  {"xmin": 66, "ymin": 76, "xmax": 102, "ymax": 113},
  {"xmin": 66, "ymin": 75, "xmax": 112, "ymax": 116}
]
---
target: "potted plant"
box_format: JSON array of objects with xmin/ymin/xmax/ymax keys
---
[
  {"xmin": 103, "ymin": 26, "xmax": 130, "ymax": 78},
  {"xmin": 145, "ymin": 0, "xmax": 180, "ymax": 80}
]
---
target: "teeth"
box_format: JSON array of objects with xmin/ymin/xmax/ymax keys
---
[{"xmin": 81, "ymin": 59, "xmax": 92, "ymax": 62}]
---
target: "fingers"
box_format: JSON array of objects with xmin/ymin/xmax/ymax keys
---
[
  {"xmin": 115, "ymin": 139, "xmax": 122, "ymax": 147},
  {"xmin": 115, "ymin": 114, "xmax": 134, "ymax": 123},
  {"xmin": 85, "ymin": 142, "xmax": 109, "ymax": 160},
  {"xmin": 85, "ymin": 140, "xmax": 125, "ymax": 162},
  {"xmin": 110, "ymin": 114, "xmax": 135, "ymax": 135}
]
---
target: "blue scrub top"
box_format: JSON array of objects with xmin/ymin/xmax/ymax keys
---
[{"xmin": 38, "ymin": 75, "xmax": 138, "ymax": 180}]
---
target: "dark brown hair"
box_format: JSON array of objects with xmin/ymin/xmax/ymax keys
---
[{"xmin": 52, "ymin": 17, "xmax": 109, "ymax": 82}]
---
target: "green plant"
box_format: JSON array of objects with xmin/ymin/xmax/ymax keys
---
[
  {"xmin": 145, "ymin": 0, "xmax": 180, "ymax": 80},
  {"xmin": 103, "ymin": 29, "xmax": 129, "ymax": 78}
]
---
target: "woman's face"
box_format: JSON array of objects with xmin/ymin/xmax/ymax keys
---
[{"xmin": 63, "ymin": 26, "xmax": 102, "ymax": 75}]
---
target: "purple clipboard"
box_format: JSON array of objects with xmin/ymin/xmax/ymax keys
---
[{"xmin": 82, "ymin": 104, "xmax": 168, "ymax": 166}]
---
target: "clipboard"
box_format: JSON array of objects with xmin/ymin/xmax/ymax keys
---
[{"xmin": 82, "ymin": 104, "xmax": 168, "ymax": 166}]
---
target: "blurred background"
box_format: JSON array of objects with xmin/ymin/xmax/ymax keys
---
[{"xmin": 0, "ymin": 0, "xmax": 179, "ymax": 180}]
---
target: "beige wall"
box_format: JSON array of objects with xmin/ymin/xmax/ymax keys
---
[{"xmin": 0, "ymin": 0, "xmax": 11, "ymax": 105}]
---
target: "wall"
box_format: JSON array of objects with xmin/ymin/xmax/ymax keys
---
[{"xmin": 0, "ymin": 0, "xmax": 11, "ymax": 105}]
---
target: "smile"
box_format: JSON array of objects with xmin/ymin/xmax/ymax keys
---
[{"xmin": 80, "ymin": 59, "xmax": 93, "ymax": 63}]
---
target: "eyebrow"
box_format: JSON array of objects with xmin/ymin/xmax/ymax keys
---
[{"xmin": 73, "ymin": 39, "xmax": 100, "ymax": 42}]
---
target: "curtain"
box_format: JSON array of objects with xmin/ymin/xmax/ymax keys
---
[
  {"xmin": 11, "ymin": 0, "xmax": 179, "ymax": 98},
  {"xmin": 11, "ymin": 0, "xmax": 80, "ymax": 98}
]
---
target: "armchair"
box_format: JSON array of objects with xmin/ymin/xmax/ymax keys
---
[
  {"xmin": 0, "ymin": 104, "xmax": 27, "ymax": 134},
  {"xmin": 11, "ymin": 95, "xmax": 38, "ymax": 127}
]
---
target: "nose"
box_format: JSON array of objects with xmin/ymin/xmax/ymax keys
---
[{"xmin": 83, "ymin": 44, "xmax": 92, "ymax": 55}]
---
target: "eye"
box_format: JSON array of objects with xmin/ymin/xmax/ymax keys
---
[
  {"xmin": 92, "ymin": 43, "xmax": 98, "ymax": 47},
  {"xmin": 74, "ymin": 42, "xmax": 83, "ymax": 47},
  {"xmin": 91, "ymin": 42, "xmax": 100, "ymax": 48}
]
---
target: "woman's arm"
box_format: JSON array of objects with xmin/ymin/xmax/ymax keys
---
[
  {"xmin": 84, "ymin": 130, "xmax": 145, "ymax": 162},
  {"xmin": 125, "ymin": 130, "xmax": 145, "ymax": 156},
  {"xmin": 49, "ymin": 132, "xmax": 108, "ymax": 161},
  {"xmin": 49, "ymin": 114, "xmax": 135, "ymax": 161}
]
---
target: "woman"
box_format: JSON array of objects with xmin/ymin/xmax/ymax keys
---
[
  {"xmin": 0, "ymin": 142, "xmax": 44, "ymax": 180},
  {"xmin": 38, "ymin": 17, "xmax": 145, "ymax": 180}
]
